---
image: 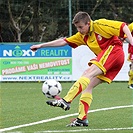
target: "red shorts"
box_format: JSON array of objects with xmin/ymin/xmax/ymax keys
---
[
  {"xmin": 89, "ymin": 45, "xmax": 124, "ymax": 83},
  {"xmin": 127, "ymin": 44, "xmax": 133, "ymax": 62}
]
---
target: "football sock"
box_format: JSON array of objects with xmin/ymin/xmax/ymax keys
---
[
  {"xmin": 78, "ymin": 93, "xmax": 92, "ymax": 120},
  {"xmin": 63, "ymin": 76, "xmax": 90, "ymax": 102},
  {"xmin": 128, "ymin": 70, "xmax": 133, "ymax": 85}
]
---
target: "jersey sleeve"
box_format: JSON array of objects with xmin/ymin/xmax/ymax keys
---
[
  {"xmin": 124, "ymin": 23, "xmax": 133, "ymax": 39},
  {"xmin": 64, "ymin": 32, "xmax": 86, "ymax": 48},
  {"xmin": 94, "ymin": 19, "xmax": 126, "ymax": 38},
  {"xmin": 128, "ymin": 22, "xmax": 133, "ymax": 33}
]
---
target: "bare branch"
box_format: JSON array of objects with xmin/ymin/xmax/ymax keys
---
[
  {"xmin": 7, "ymin": 0, "xmax": 20, "ymax": 32},
  {"xmin": 9, "ymin": 24, "xmax": 17, "ymax": 42},
  {"xmin": 39, "ymin": 27, "xmax": 46, "ymax": 42},
  {"xmin": 21, "ymin": 12, "xmax": 34, "ymax": 34},
  {"xmin": 17, "ymin": 5, "xmax": 26, "ymax": 23},
  {"xmin": 91, "ymin": 0, "xmax": 103, "ymax": 16},
  {"xmin": 17, "ymin": 1, "xmax": 33, "ymax": 22}
]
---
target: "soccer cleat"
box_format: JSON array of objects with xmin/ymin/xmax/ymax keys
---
[
  {"xmin": 46, "ymin": 99, "xmax": 70, "ymax": 111},
  {"xmin": 128, "ymin": 84, "xmax": 133, "ymax": 89},
  {"xmin": 66, "ymin": 118, "xmax": 89, "ymax": 127}
]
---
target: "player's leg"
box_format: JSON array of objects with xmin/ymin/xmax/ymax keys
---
[
  {"xmin": 67, "ymin": 51, "xmax": 125, "ymax": 127},
  {"xmin": 127, "ymin": 53, "xmax": 133, "ymax": 89},
  {"xmin": 128, "ymin": 64, "xmax": 131, "ymax": 88},
  {"xmin": 63, "ymin": 64, "xmax": 102, "ymax": 102},
  {"xmin": 78, "ymin": 77, "xmax": 102, "ymax": 120},
  {"xmin": 128, "ymin": 63, "xmax": 133, "ymax": 89},
  {"xmin": 66, "ymin": 77, "xmax": 102, "ymax": 127},
  {"xmin": 62, "ymin": 45, "xmax": 122, "ymax": 103},
  {"xmin": 46, "ymin": 64, "xmax": 103, "ymax": 110}
]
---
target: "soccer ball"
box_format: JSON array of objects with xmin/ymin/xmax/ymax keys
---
[{"xmin": 42, "ymin": 79, "xmax": 62, "ymax": 99}]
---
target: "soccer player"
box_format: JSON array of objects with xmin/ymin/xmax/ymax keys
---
[
  {"xmin": 128, "ymin": 64, "xmax": 133, "ymax": 89},
  {"xmin": 126, "ymin": 22, "xmax": 133, "ymax": 89},
  {"xmin": 30, "ymin": 11, "xmax": 133, "ymax": 127}
]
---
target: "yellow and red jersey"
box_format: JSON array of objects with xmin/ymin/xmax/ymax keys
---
[
  {"xmin": 128, "ymin": 22, "xmax": 133, "ymax": 54},
  {"xmin": 126, "ymin": 22, "xmax": 133, "ymax": 61},
  {"xmin": 64, "ymin": 19, "xmax": 126, "ymax": 55},
  {"xmin": 64, "ymin": 19, "xmax": 126, "ymax": 83}
]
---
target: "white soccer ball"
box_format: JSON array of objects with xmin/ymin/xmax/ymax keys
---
[{"xmin": 42, "ymin": 79, "xmax": 62, "ymax": 99}]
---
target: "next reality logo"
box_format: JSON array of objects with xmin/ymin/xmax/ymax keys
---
[{"xmin": 3, "ymin": 45, "xmax": 35, "ymax": 57}]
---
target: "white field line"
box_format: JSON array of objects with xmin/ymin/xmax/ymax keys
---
[
  {"xmin": 35, "ymin": 127, "xmax": 133, "ymax": 133},
  {"xmin": 0, "ymin": 105, "xmax": 133, "ymax": 132}
]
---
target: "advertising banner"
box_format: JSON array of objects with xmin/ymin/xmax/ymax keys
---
[
  {"xmin": 72, "ymin": 44, "xmax": 129, "ymax": 81},
  {"xmin": 0, "ymin": 43, "xmax": 129, "ymax": 81},
  {"xmin": 0, "ymin": 43, "xmax": 72, "ymax": 81}
]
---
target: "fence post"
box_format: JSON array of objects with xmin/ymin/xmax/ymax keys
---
[{"xmin": 68, "ymin": 0, "xmax": 72, "ymax": 36}]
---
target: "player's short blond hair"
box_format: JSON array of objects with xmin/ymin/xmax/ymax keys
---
[{"xmin": 72, "ymin": 11, "xmax": 91, "ymax": 24}]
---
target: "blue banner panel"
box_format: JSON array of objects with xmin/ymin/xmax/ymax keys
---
[{"xmin": 0, "ymin": 43, "xmax": 72, "ymax": 58}]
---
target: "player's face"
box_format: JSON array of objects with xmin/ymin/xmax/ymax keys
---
[{"xmin": 74, "ymin": 21, "xmax": 90, "ymax": 35}]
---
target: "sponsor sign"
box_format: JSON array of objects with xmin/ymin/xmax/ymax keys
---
[{"xmin": 0, "ymin": 43, "xmax": 72, "ymax": 81}]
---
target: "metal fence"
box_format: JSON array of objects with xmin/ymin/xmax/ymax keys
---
[{"xmin": 0, "ymin": 0, "xmax": 133, "ymax": 42}]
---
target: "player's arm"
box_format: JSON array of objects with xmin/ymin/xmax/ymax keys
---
[
  {"xmin": 30, "ymin": 38, "xmax": 67, "ymax": 51},
  {"xmin": 123, "ymin": 25, "xmax": 133, "ymax": 45}
]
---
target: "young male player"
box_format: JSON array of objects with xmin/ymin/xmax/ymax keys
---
[
  {"xmin": 128, "ymin": 64, "xmax": 133, "ymax": 89},
  {"xmin": 30, "ymin": 11, "xmax": 133, "ymax": 127},
  {"xmin": 126, "ymin": 22, "xmax": 133, "ymax": 89}
]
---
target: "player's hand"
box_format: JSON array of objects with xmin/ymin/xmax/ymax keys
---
[{"xmin": 30, "ymin": 45, "xmax": 41, "ymax": 52}]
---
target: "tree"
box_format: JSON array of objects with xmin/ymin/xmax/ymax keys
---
[
  {"xmin": 0, "ymin": 0, "xmax": 133, "ymax": 42},
  {"xmin": 7, "ymin": 0, "xmax": 34, "ymax": 42}
]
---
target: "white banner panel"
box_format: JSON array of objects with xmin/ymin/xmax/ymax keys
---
[{"xmin": 72, "ymin": 43, "xmax": 129, "ymax": 81}]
